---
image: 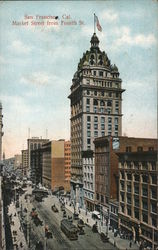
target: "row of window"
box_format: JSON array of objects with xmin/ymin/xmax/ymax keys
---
[
  {"xmin": 86, "ymin": 90, "xmax": 120, "ymax": 98},
  {"xmin": 87, "ymin": 98, "xmax": 119, "ymax": 106},
  {"xmin": 87, "ymin": 116, "xmax": 118, "ymax": 123},
  {"xmin": 120, "ymin": 173, "xmax": 156, "ymax": 184}
]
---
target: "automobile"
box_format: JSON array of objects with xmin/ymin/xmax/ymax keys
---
[
  {"xmin": 92, "ymin": 211, "xmax": 101, "ymax": 220},
  {"xmin": 100, "ymin": 232, "xmax": 109, "ymax": 242}
]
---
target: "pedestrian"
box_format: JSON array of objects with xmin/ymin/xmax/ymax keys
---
[{"xmin": 129, "ymin": 241, "xmax": 132, "ymax": 248}]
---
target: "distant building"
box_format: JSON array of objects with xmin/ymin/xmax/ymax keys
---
[
  {"xmin": 64, "ymin": 141, "xmax": 71, "ymax": 191},
  {"xmin": 21, "ymin": 150, "xmax": 28, "ymax": 177},
  {"xmin": 68, "ymin": 32, "xmax": 125, "ymax": 209},
  {"xmin": 30, "ymin": 148, "xmax": 43, "ymax": 184},
  {"xmin": 14, "ymin": 154, "xmax": 22, "ymax": 169},
  {"xmin": 117, "ymin": 151, "xmax": 158, "ymax": 249},
  {"xmin": 27, "ymin": 137, "xmax": 49, "ymax": 177},
  {"xmin": 42, "ymin": 140, "xmax": 70, "ymax": 191},
  {"xmin": 94, "ymin": 136, "xmax": 157, "ymax": 225}
]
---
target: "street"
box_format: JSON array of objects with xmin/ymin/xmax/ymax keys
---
[{"xmin": 19, "ymin": 186, "xmax": 116, "ymax": 250}]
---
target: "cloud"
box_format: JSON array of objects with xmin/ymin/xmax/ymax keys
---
[
  {"xmin": 100, "ymin": 9, "xmax": 118, "ymax": 22},
  {"xmin": 20, "ymin": 72, "xmax": 52, "ymax": 86},
  {"xmin": 113, "ymin": 26, "xmax": 156, "ymax": 48},
  {"xmin": 9, "ymin": 40, "xmax": 32, "ymax": 54}
]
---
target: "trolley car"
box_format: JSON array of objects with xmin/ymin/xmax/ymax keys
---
[{"xmin": 61, "ymin": 219, "xmax": 78, "ymax": 240}]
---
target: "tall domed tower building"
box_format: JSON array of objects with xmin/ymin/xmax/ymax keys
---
[{"xmin": 68, "ymin": 33, "xmax": 125, "ymax": 209}]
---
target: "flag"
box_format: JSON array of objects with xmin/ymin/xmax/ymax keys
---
[{"xmin": 94, "ymin": 14, "xmax": 102, "ymax": 32}]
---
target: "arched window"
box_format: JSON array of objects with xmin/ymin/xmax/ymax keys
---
[
  {"xmin": 90, "ymin": 54, "xmax": 95, "ymax": 65},
  {"xmin": 100, "ymin": 100, "xmax": 105, "ymax": 106},
  {"xmin": 107, "ymin": 100, "xmax": 112, "ymax": 107},
  {"xmin": 93, "ymin": 99, "xmax": 98, "ymax": 106},
  {"xmin": 98, "ymin": 55, "xmax": 103, "ymax": 65}
]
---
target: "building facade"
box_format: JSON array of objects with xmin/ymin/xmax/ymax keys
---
[
  {"xmin": 94, "ymin": 136, "xmax": 157, "ymax": 226},
  {"xmin": 0, "ymin": 102, "xmax": 4, "ymax": 162},
  {"xmin": 27, "ymin": 137, "xmax": 49, "ymax": 178},
  {"xmin": 64, "ymin": 140, "xmax": 71, "ymax": 191},
  {"xmin": 30, "ymin": 148, "xmax": 43, "ymax": 184},
  {"xmin": 42, "ymin": 140, "xmax": 70, "ymax": 191},
  {"xmin": 21, "ymin": 150, "xmax": 28, "ymax": 177},
  {"xmin": 68, "ymin": 33, "xmax": 125, "ymax": 209},
  {"xmin": 117, "ymin": 151, "xmax": 158, "ymax": 249},
  {"xmin": 82, "ymin": 150, "xmax": 95, "ymax": 211}
]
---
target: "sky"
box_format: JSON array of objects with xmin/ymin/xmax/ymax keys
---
[{"xmin": 0, "ymin": 0, "xmax": 157, "ymax": 158}]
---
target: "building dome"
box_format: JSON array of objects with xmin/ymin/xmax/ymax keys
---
[
  {"xmin": 90, "ymin": 33, "xmax": 99, "ymax": 47},
  {"xmin": 111, "ymin": 64, "xmax": 118, "ymax": 72}
]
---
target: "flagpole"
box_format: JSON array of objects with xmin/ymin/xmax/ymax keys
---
[{"xmin": 94, "ymin": 13, "xmax": 96, "ymax": 34}]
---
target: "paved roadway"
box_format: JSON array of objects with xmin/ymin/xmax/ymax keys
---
[{"xmin": 32, "ymin": 195, "xmax": 116, "ymax": 250}]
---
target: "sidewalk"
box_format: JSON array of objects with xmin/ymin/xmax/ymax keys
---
[
  {"xmin": 64, "ymin": 199, "xmax": 139, "ymax": 250},
  {"xmin": 8, "ymin": 201, "xmax": 28, "ymax": 250}
]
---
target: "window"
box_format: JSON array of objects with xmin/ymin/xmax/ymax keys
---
[
  {"xmin": 93, "ymin": 99, "xmax": 98, "ymax": 105},
  {"xmin": 107, "ymin": 100, "xmax": 112, "ymax": 106},
  {"xmin": 87, "ymin": 90, "xmax": 90, "ymax": 95},
  {"xmin": 137, "ymin": 146, "xmax": 143, "ymax": 152},
  {"xmin": 101, "ymin": 131, "xmax": 105, "ymax": 136},
  {"xmin": 142, "ymin": 200, "xmax": 148, "ymax": 210},
  {"xmin": 115, "ymin": 101, "xmax": 119, "ymax": 107},
  {"xmin": 115, "ymin": 125, "xmax": 118, "ymax": 131},
  {"xmin": 87, "ymin": 123, "xmax": 91, "ymax": 129},
  {"xmin": 94, "ymin": 91, "xmax": 97, "ymax": 96},
  {"xmin": 116, "ymin": 93, "xmax": 119, "ymax": 98},
  {"xmin": 87, "ymin": 98, "xmax": 90, "ymax": 104},
  {"xmin": 142, "ymin": 187, "xmax": 148, "ymax": 197},
  {"xmin": 101, "ymin": 117, "xmax": 105, "ymax": 123},
  {"xmin": 94, "ymin": 116, "xmax": 98, "ymax": 122},
  {"xmin": 100, "ymin": 100, "xmax": 104, "ymax": 106},
  {"xmin": 152, "ymin": 218, "xmax": 157, "ymax": 227},
  {"xmin": 134, "ymin": 198, "xmax": 139, "ymax": 207},
  {"xmin": 126, "ymin": 146, "xmax": 132, "ymax": 152},
  {"xmin": 87, "ymin": 139, "xmax": 91, "ymax": 145},
  {"xmin": 87, "ymin": 116, "xmax": 91, "ymax": 122},
  {"xmin": 94, "ymin": 124, "xmax": 98, "ymax": 129},
  {"xmin": 149, "ymin": 147, "xmax": 154, "ymax": 151},
  {"xmin": 134, "ymin": 185, "xmax": 139, "ymax": 194},
  {"xmin": 87, "ymin": 131, "xmax": 91, "ymax": 137},
  {"xmin": 97, "ymin": 193, "xmax": 99, "ymax": 200},
  {"xmin": 127, "ymin": 208, "xmax": 131, "ymax": 216},
  {"xmin": 108, "ymin": 117, "xmax": 112, "ymax": 123},
  {"xmin": 109, "ymin": 92, "xmax": 112, "ymax": 97},
  {"xmin": 142, "ymin": 213, "xmax": 148, "ymax": 223},
  {"xmin": 94, "ymin": 107, "xmax": 97, "ymax": 113},
  {"xmin": 94, "ymin": 131, "xmax": 98, "ymax": 137},
  {"xmin": 86, "ymin": 106, "xmax": 90, "ymax": 112},
  {"xmin": 127, "ymin": 196, "xmax": 131, "ymax": 204},
  {"xmin": 93, "ymin": 70, "xmax": 96, "ymax": 76},
  {"xmin": 115, "ymin": 117, "xmax": 118, "ymax": 124},
  {"xmin": 101, "ymin": 195, "xmax": 104, "ymax": 203},
  {"xmin": 151, "ymin": 175, "xmax": 157, "ymax": 185},
  {"xmin": 134, "ymin": 210, "xmax": 139, "ymax": 220},
  {"xmin": 108, "ymin": 124, "xmax": 112, "ymax": 131},
  {"xmin": 101, "ymin": 91, "xmax": 104, "ymax": 96},
  {"xmin": 101, "ymin": 124, "xmax": 105, "ymax": 130},
  {"xmin": 99, "ymin": 71, "xmax": 103, "ymax": 77}
]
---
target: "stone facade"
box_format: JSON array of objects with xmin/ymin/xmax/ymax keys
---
[
  {"xmin": 21, "ymin": 149, "xmax": 28, "ymax": 177},
  {"xmin": 117, "ymin": 151, "xmax": 158, "ymax": 249},
  {"xmin": 68, "ymin": 33, "xmax": 125, "ymax": 208}
]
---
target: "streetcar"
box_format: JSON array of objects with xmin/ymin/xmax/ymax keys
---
[{"xmin": 60, "ymin": 219, "xmax": 78, "ymax": 240}]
